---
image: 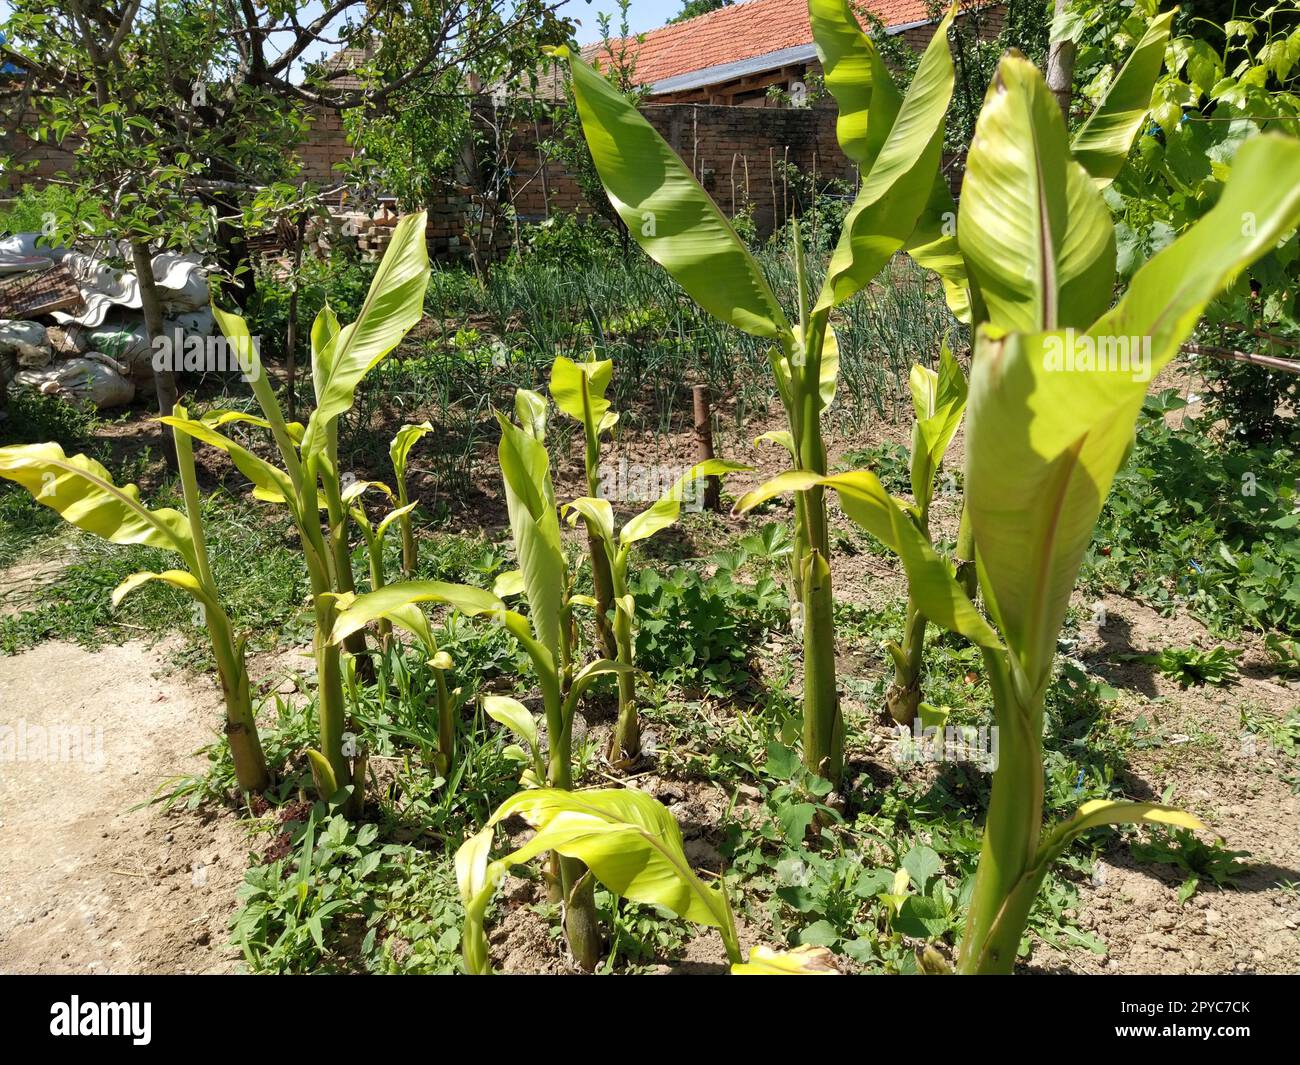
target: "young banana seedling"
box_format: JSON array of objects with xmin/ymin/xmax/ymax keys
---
[
  {"xmin": 736, "ymin": 56, "xmax": 1300, "ymax": 971},
  {"xmin": 551, "ymin": 0, "xmax": 960, "ymax": 783},
  {"xmin": 329, "ymin": 389, "xmax": 632, "ymax": 970},
  {"xmin": 456, "ymin": 786, "xmax": 838, "ymax": 975},
  {"xmin": 885, "ymin": 344, "xmax": 967, "ymax": 726},
  {"xmin": 0, "ymin": 406, "xmax": 269, "ymax": 792},
  {"xmin": 549, "ymin": 356, "xmax": 620, "ymax": 661},
  {"xmin": 564, "ymin": 456, "xmax": 746, "ymax": 764},
  {"xmin": 161, "ymin": 211, "xmax": 431, "ymax": 813},
  {"xmin": 341, "ymin": 478, "xmax": 417, "ymax": 640},
  {"xmin": 549, "ymin": 352, "xmax": 745, "ymax": 765},
  {"xmin": 389, "ymin": 421, "xmax": 432, "ymax": 577}
]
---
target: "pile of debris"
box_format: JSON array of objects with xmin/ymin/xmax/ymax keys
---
[{"xmin": 0, "ymin": 234, "xmax": 214, "ymax": 411}]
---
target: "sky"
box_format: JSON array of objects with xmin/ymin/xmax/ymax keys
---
[
  {"xmin": 0, "ymin": 1, "xmax": 688, "ymax": 68},
  {"xmin": 570, "ymin": 0, "xmax": 685, "ymax": 43}
]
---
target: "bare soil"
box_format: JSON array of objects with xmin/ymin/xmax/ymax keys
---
[{"xmin": 0, "ymin": 639, "xmax": 251, "ymax": 974}]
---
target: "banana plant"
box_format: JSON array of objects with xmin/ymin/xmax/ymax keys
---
[
  {"xmin": 548, "ymin": 352, "xmax": 746, "ymax": 764},
  {"xmin": 550, "ymin": 0, "xmax": 958, "ymax": 783},
  {"xmin": 884, "ymin": 343, "xmax": 967, "ymax": 726},
  {"xmin": 329, "ymin": 390, "xmax": 632, "ymax": 970},
  {"xmin": 549, "ymin": 356, "xmax": 619, "ymax": 661},
  {"xmin": 456, "ymin": 786, "xmax": 837, "ymax": 975},
  {"xmin": 564, "ymin": 456, "xmax": 747, "ymax": 765},
  {"xmin": 0, "ymin": 410, "xmax": 269, "ymax": 792},
  {"xmin": 736, "ymin": 56, "xmax": 1300, "ymax": 971},
  {"xmin": 878, "ymin": 10, "xmax": 1175, "ymax": 590},
  {"xmin": 389, "ymin": 421, "xmax": 432, "ymax": 577},
  {"xmin": 342, "ymin": 478, "xmax": 417, "ymax": 640},
  {"xmin": 161, "ymin": 211, "xmax": 430, "ymax": 812}
]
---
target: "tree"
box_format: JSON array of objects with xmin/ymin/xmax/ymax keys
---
[
  {"xmin": 0, "ymin": 1, "xmax": 571, "ymax": 459},
  {"xmin": 670, "ymin": 0, "xmax": 733, "ymax": 23},
  {"xmin": 542, "ymin": 0, "xmax": 646, "ymax": 250}
]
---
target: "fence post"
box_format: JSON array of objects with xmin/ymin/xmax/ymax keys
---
[{"xmin": 692, "ymin": 384, "xmax": 721, "ymax": 512}]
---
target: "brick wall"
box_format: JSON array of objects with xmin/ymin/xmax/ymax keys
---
[{"xmin": 507, "ymin": 103, "xmax": 859, "ymax": 236}]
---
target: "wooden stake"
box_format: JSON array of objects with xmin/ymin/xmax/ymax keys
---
[{"xmin": 692, "ymin": 384, "xmax": 721, "ymax": 511}]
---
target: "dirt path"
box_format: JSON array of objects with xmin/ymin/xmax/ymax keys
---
[{"xmin": 0, "ymin": 640, "xmax": 251, "ymax": 974}]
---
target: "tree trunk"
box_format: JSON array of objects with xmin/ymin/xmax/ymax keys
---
[
  {"xmin": 1046, "ymin": 0, "xmax": 1077, "ymax": 121},
  {"xmin": 130, "ymin": 240, "xmax": 179, "ymax": 469}
]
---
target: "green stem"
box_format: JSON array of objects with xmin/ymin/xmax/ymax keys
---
[
  {"xmin": 314, "ymin": 593, "xmax": 356, "ymax": 813},
  {"xmin": 395, "ymin": 479, "xmax": 418, "ymax": 578},
  {"xmin": 363, "ymin": 529, "xmax": 392, "ymax": 640},
  {"xmin": 433, "ymin": 667, "xmax": 454, "ymax": 773},
  {"xmin": 588, "ymin": 533, "xmax": 618, "ymax": 661},
  {"xmin": 539, "ymin": 655, "xmax": 602, "ymax": 971},
  {"xmin": 801, "ymin": 548, "xmax": 842, "ymax": 783},
  {"xmin": 788, "ymin": 235, "xmax": 840, "ymax": 783},
  {"xmin": 886, "ymin": 596, "xmax": 927, "ymax": 726},
  {"xmin": 175, "ymin": 415, "xmax": 268, "ymax": 792},
  {"xmin": 607, "ymin": 562, "xmax": 639, "ymax": 764},
  {"xmin": 955, "ymin": 649, "xmax": 1045, "ymax": 973},
  {"xmin": 955, "ymin": 503, "xmax": 977, "ymax": 601}
]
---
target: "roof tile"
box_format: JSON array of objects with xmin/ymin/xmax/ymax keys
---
[{"xmin": 601, "ymin": 0, "xmax": 935, "ymax": 88}]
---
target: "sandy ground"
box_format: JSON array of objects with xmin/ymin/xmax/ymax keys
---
[{"xmin": 0, "ymin": 640, "xmax": 249, "ymax": 974}]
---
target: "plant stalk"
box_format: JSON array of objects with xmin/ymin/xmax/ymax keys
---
[
  {"xmin": 955, "ymin": 649, "xmax": 1045, "ymax": 973},
  {"xmin": 175, "ymin": 415, "xmax": 268, "ymax": 792}
]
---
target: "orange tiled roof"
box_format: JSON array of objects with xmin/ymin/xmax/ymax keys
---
[{"xmin": 608, "ymin": 0, "xmax": 936, "ymax": 89}]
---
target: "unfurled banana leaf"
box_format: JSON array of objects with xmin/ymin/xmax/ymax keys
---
[
  {"xmin": 111, "ymin": 568, "xmax": 213, "ymax": 610},
  {"xmin": 555, "ymin": 46, "xmax": 792, "ymax": 341},
  {"xmin": 735, "ymin": 468, "xmax": 1001, "ymax": 650},
  {"xmin": 815, "ymin": 5, "xmax": 956, "ymax": 312},
  {"xmin": 301, "ymin": 211, "xmax": 429, "ymax": 456},
  {"xmin": 329, "ymin": 580, "xmax": 507, "ymax": 645},
  {"xmin": 959, "ymin": 54, "xmax": 1116, "ymax": 332},
  {"xmin": 809, "ymin": 0, "xmax": 902, "ymax": 170},
  {"xmin": 210, "ymin": 306, "xmax": 304, "ymax": 480},
  {"xmin": 455, "ymin": 787, "xmax": 741, "ymax": 973},
  {"xmin": 0, "ymin": 442, "xmax": 199, "ymax": 571},
  {"xmin": 967, "ymin": 133, "xmax": 1300, "ymax": 692},
  {"xmin": 731, "ymin": 944, "xmax": 839, "ymax": 975},
  {"xmin": 563, "ymin": 496, "xmax": 616, "ymax": 545},
  {"xmin": 160, "ymin": 415, "xmax": 297, "ymax": 510},
  {"xmin": 1071, "ymin": 10, "xmax": 1176, "ymax": 186},
  {"xmin": 619, "ymin": 459, "xmax": 750, "ymax": 546},
  {"xmin": 550, "ymin": 356, "xmax": 616, "ymax": 434},
  {"xmin": 810, "ymin": 0, "xmax": 967, "ymax": 315}
]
